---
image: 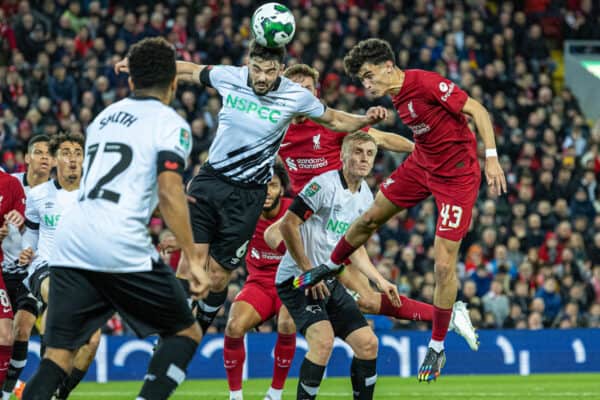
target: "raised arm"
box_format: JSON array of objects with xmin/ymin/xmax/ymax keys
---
[
  {"xmin": 311, "ymin": 106, "xmax": 387, "ymax": 133},
  {"xmin": 175, "ymin": 61, "xmax": 208, "ymax": 85},
  {"xmin": 462, "ymin": 97, "xmax": 507, "ymax": 196},
  {"xmin": 114, "ymin": 58, "xmax": 208, "ymax": 85},
  {"xmin": 367, "ymin": 127, "xmax": 414, "ymax": 153}
]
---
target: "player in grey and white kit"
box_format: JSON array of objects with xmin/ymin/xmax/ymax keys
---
[
  {"xmin": 18, "ymin": 133, "xmax": 101, "ymax": 400},
  {"xmin": 115, "ymin": 40, "xmax": 388, "ymax": 335},
  {"xmin": 276, "ymin": 132, "xmax": 394, "ymax": 400},
  {"xmin": 24, "ymin": 37, "xmax": 210, "ymax": 400},
  {"xmin": 1, "ymin": 135, "xmax": 50, "ymax": 399}
]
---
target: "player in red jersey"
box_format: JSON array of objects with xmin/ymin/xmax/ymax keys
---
[
  {"xmin": 223, "ymin": 164, "xmax": 295, "ymax": 400},
  {"xmin": 0, "ymin": 171, "xmax": 26, "ymax": 387},
  {"xmin": 295, "ymin": 39, "xmax": 507, "ymax": 382},
  {"xmin": 279, "ymin": 64, "xmax": 414, "ymax": 195},
  {"xmin": 269, "ymin": 64, "xmax": 479, "ymax": 350}
]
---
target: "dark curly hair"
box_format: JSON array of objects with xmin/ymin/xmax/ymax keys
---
[
  {"xmin": 343, "ymin": 38, "xmax": 395, "ymax": 77},
  {"xmin": 272, "ymin": 161, "xmax": 289, "ymax": 190},
  {"xmin": 49, "ymin": 132, "xmax": 85, "ymax": 156},
  {"xmin": 249, "ymin": 40, "xmax": 286, "ymax": 64},
  {"xmin": 128, "ymin": 37, "xmax": 176, "ymax": 90}
]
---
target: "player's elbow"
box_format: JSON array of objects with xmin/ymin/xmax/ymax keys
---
[{"xmin": 264, "ymin": 222, "xmax": 282, "ymax": 250}]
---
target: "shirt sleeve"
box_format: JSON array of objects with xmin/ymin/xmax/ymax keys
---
[
  {"xmin": 9, "ymin": 178, "xmax": 25, "ymax": 217},
  {"xmin": 421, "ymin": 71, "xmax": 468, "ymax": 116},
  {"xmin": 24, "ymin": 194, "xmax": 39, "ymax": 229},
  {"xmin": 23, "ymin": 194, "xmax": 39, "ymax": 250},
  {"xmin": 201, "ymin": 65, "xmax": 239, "ymax": 92},
  {"xmin": 156, "ymin": 118, "xmax": 193, "ymax": 176},
  {"xmin": 298, "ymin": 175, "xmax": 327, "ymax": 214},
  {"xmin": 295, "ymin": 89, "xmax": 326, "ymax": 119}
]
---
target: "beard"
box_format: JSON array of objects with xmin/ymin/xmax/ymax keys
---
[{"xmin": 262, "ymin": 193, "xmax": 281, "ymax": 213}]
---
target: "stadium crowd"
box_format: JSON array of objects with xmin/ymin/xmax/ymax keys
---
[{"xmin": 1, "ymin": 0, "xmax": 600, "ymax": 334}]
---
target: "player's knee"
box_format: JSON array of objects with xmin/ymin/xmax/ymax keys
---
[
  {"xmin": 434, "ymin": 261, "xmax": 455, "ymax": 285},
  {"xmin": 13, "ymin": 321, "xmax": 31, "ymax": 341},
  {"xmin": 277, "ymin": 317, "xmax": 296, "ymax": 335},
  {"xmin": 354, "ymin": 333, "xmax": 378, "ymax": 359},
  {"xmin": 225, "ymin": 317, "xmax": 247, "ymax": 338},
  {"xmin": 208, "ymin": 261, "xmax": 231, "ymax": 292},
  {"xmin": 310, "ymin": 335, "xmax": 334, "ymax": 363},
  {"xmin": 358, "ymin": 211, "xmax": 379, "ymax": 232},
  {"xmin": 0, "ymin": 320, "xmax": 14, "ymax": 346},
  {"xmin": 357, "ymin": 293, "xmax": 379, "ymax": 315},
  {"xmin": 178, "ymin": 322, "xmax": 203, "ymax": 343}
]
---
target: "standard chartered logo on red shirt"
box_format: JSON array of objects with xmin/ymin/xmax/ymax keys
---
[
  {"xmin": 250, "ymin": 247, "xmax": 282, "ymax": 262},
  {"xmin": 285, "ymin": 157, "xmax": 328, "ymax": 171}
]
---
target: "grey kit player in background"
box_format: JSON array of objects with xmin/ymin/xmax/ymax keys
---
[
  {"xmin": 1, "ymin": 135, "xmax": 50, "ymax": 399},
  {"xmin": 114, "ymin": 40, "xmax": 388, "ymax": 337},
  {"xmin": 23, "ymin": 37, "xmax": 210, "ymax": 400},
  {"xmin": 18, "ymin": 133, "xmax": 100, "ymax": 400},
  {"xmin": 275, "ymin": 132, "xmax": 391, "ymax": 400}
]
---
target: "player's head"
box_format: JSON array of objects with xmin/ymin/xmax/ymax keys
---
[
  {"xmin": 264, "ymin": 162, "xmax": 289, "ymax": 212},
  {"xmin": 343, "ymin": 38, "xmax": 396, "ymax": 97},
  {"xmin": 283, "ymin": 64, "xmax": 319, "ymax": 123},
  {"xmin": 248, "ymin": 40, "xmax": 286, "ymax": 96},
  {"xmin": 25, "ymin": 135, "xmax": 52, "ymax": 176},
  {"xmin": 340, "ymin": 132, "xmax": 377, "ymax": 178},
  {"xmin": 50, "ymin": 132, "xmax": 85, "ymax": 184},
  {"xmin": 128, "ymin": 37, "xmax": 177, "ymax": 103},
  {"xmin": 284, "ymin": 64, "xmax": 319, "ymax": 95}
]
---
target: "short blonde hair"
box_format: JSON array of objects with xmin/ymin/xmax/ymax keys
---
[{"xmin": 341, "ymin": 131, "xmax": 377, "ymax": 158}]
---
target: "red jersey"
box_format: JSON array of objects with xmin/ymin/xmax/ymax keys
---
[
  {"xmin": 392, "ymin": 70, "xmax": 477, "ymax": 177},
  {"xmin": 245, "ymin": 197, "xmax": 292, "ymax": 284},
  {"xmin": 0, "ymin": 171, "xmax": 26, "ymax": 263},
  {"xmin": 279, "ymin": 119, "xmax": 348, "ymax": 195}
]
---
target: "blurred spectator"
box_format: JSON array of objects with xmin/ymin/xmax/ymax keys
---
[{"xmin": 483, "ymin": 278, "xmax": 510, "ymax": 327}]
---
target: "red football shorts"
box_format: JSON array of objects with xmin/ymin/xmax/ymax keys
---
[
  {"xmin": 234, "ymin": 279, "xmax": 282, "ymax": 322},
  {"xmin": 380, "ymin": 157, "xmax": 481, "ymax": 242},
  {"xmin": 0, "ymin": 273, "xmax": 14, "ymax": 319}
]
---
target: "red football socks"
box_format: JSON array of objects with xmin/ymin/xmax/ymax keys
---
[
  {"xmin": 0, "ymin": 345, "xmax": 12, "ymax": 385},
  {"xmin": 379, "ymin": 294, "xmax": 434, "ymax": 321},
  {"xmin": 330, "ymin": 237, "xmax": 358, "ymax": 265},
  {"xmin": 224, "ymin": 336, "xmax": 245, "ymax": 391},
  {"xmin": 432, "ymin": 306, "xmax": 453, "ymax": 341},
  {"xmin": 271, "ymin": 333, "xmax": 296, "ymax": 390}
]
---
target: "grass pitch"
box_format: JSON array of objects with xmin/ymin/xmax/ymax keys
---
[{"xmin": 62, "ymin": 373, "xmax": 599, "ymax": 399}]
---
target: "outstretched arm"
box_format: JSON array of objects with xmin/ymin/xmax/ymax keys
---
[
  {"xmin": 114, "ymin": 58, "xmax": 208, "ymax": 85},
  {"xmin": 175, "ymin": 61, "xmax": 208, "ymax": 85},
  {"xmin": 367, "ymin": 127, "xmax": 414, "ymax": 153},
  {"xmin": 462, "ymin": 97, "xmax": 507, "ymax": 196},
  {"xmin": 311, "ymin": 107, "xmax": 387, "ymax": 133}
]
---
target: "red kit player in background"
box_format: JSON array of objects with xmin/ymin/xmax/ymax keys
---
[
  {"xmin": 278, "ymin": 65, "xmax": 414, "ymax": 195},
  {"xmin": 222, "ymin": 164, "xmax": 295, "ymax": 400},
  {"xmin": 0, "ymin": 171, "xmax": 26, "ymax": 387},
  {"xmin": 295, "ymin": 39, "xmax": 507, "ymax": 382}
]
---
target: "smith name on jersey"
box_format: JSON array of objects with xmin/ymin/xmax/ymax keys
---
[
  {"xmin": 51, "ymin": 97, "xmax": 191, "ymax": 273},
  {"xmin": 275, "ymin": 170, "xmax": 373, "ymax": 284},
  {"xmin": 200, "ymin": 65, "xmax": 325, "ymax": 185}
]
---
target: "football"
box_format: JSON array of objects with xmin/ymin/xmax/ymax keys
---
[{"xmin": 251, "ymin": 2, "xmax": 296, "ymax": 48}]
